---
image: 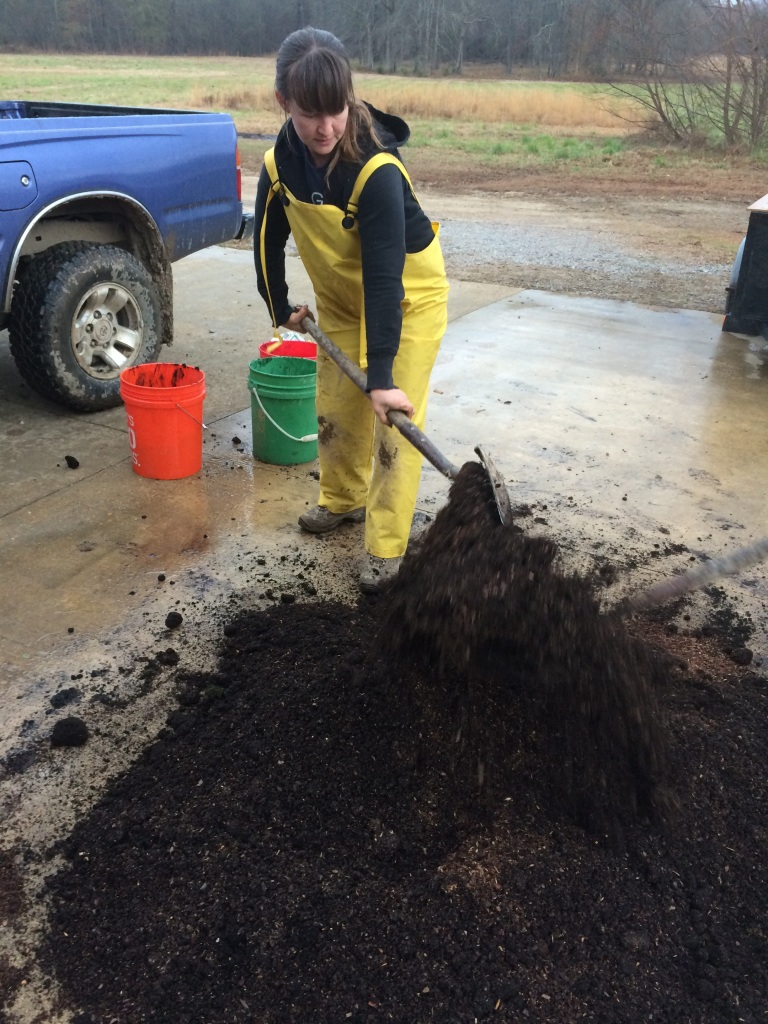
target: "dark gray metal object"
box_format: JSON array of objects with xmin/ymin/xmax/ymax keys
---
[{"xmin": 474, "ymin": 444, "xmax": 513, "ymax": 525}]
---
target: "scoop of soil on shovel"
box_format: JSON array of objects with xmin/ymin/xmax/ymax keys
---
[{"xmin": 379, "ymin": 461, "xmax": 676, "ymax": 840}]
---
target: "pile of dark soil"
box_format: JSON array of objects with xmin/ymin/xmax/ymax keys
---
[
  {"xmin": 379, "ymin": 463, "xmax": 673, "ymax": 836},
  {"xmin": 38, "ymin": 468, "xmax": 768, "ymax": 1024}
]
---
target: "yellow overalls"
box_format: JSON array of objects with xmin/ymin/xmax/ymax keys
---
[{"xmin": 260, "ymin": 149, "xmax": 448, "ymax": 558}]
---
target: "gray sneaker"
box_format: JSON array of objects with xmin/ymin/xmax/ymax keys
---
[
  {"xmin": 298, "ymin": 505, "xmax": 365, "ymax": 534},
  {"xmin": 359, "ymin": 554, "xmax": 403, "ymax": 593}
]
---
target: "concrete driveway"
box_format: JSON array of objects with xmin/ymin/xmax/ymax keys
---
[
  {"xmin": 1, "ymin": 245, "xmax": 767, "ymax": 765},
  {"xmin": 2, "ymin": 238, "xmax": 768, "ymax": 1021}
]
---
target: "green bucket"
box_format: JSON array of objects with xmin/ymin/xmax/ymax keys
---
[{"xmin": 248, "ymin": 356, "xmax": 318, "ymax": 465}]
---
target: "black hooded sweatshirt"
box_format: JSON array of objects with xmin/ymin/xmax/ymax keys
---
[{"xmin": 254, "ymin": 103, "xmax": 436, "ymax": 391}]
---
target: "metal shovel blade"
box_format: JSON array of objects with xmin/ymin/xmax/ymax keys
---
[{"xmin": 475, "ymin": 445, "xmax": 513, "ymax": 525}]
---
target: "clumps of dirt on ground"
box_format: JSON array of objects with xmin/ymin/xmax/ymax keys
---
[
  {"xmin": 30, "ymin": 467, "xmax": 768, "ymax": 1023},
  {"xmin": 0, "ymin": 853, "xmax": 26, "ymax": 1024},
  {"xmin": 34, "ymin": 594, "xmax": 768, "ymax": 1024},
  {"xmin": 380, "ymin": 461, "xmax": 674, "ymax": 837}
]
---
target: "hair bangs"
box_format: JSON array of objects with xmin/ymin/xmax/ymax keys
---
[{"xmin": 286, "ymin": 49, "xmax": 353, "ymax": 116}]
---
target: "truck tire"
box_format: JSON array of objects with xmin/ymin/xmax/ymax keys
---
[{"xmin": 9, "ymin": 242, "xmax": 164, "ymax": 412}]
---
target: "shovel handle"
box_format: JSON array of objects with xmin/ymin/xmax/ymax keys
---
[{"xmin": 300, "ymin": 316, "xmax": 459, "ymax": 481}]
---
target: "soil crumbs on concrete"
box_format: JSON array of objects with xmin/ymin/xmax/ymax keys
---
[{"xmin": 33, "ymin": 466, "xmax": 768, "ymax": 1024}]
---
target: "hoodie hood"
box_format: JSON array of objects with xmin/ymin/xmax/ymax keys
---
[{"xmin": 366, "ymin": 102, "xmax": 410, "ymax": 151}]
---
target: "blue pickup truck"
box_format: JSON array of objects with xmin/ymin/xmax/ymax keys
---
[{"xmin": 1, "ymin": 100, "xmax": 253, "ymax": 411}]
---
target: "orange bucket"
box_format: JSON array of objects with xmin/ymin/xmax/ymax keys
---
[
  {"xmin": 119, "ymin": 362, "xmax": 206, "ymax": 480},
  {"xmin": 259, "ymin": 338, "xmax": 317, "ymax": 360}
]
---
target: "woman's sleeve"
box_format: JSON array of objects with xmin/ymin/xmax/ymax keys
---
[
  {"xmin": 254, "ymin": 163, "xmax": 295, "ymax": 329},
  {"xmin": 357, "ymin": 164, "xmax": 407, "ymax": 391}
]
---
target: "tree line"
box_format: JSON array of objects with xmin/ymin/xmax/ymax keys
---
[
  {"xmin": 2, "ymin": 0, "xmax": 766, "ymax": 151},
  {"xmin": 0, "ymin": 0, "xmax": 762, "ymax": 76}
]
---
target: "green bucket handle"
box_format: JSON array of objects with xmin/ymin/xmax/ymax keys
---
[{"xmin": 249, "ymin": 385, "xmax": 319, "ymax": 444}]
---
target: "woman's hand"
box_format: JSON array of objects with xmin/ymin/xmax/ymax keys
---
[
  {"xmin": 369, "ymin": 387, "xmax": 414, "ymax": 425},
  {"xmin": 281, "ymin": 304, "xmax": 315, "ymax": 332}
]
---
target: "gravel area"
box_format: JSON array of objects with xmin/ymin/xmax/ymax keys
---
[
  {"xmin": 251, "ymin": 178, "xmax": 746, "ymax": 318},
  {"xmin": 439, "ymin": 220, "xmax": 726, "ymax": 282},
  {"xmin": 418, "ymin": 190, "xmax": 743, "ymax": 316}
]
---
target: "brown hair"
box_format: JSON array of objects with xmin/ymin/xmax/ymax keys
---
[{"xmin": 275, "ymin": 27, "xmax": 382, "ymax": 175}]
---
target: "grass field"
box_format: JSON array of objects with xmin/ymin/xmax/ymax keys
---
[{"xmin": 1, "ymin": 52, "xmax": 762, "ymax": 186}]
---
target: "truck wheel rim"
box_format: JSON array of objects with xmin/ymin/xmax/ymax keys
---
[{"xmin": 71, "ymin": 282, "xmax": 145, "ymax": 379}]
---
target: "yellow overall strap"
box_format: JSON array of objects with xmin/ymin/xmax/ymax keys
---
[
  {"xmin": 343, "ymin": 152, "xmax": 417, "ymax": 229},
  {"xmin": 263, "ymin": 148, "xmax": 282, "ymax": 194},
  {"xmin": 259, "ymin": 148, "xmax": 285, "ymax": 327}
]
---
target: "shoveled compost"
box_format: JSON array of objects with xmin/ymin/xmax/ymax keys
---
[
  {"xmin": 379, "ymin": 462, "xmax": 674, "ymax": 837},
  {"xmin": 38, "ymin": 466, "xmax": 768, "ymax": 1024}
]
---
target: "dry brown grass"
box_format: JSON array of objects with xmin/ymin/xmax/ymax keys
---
[
  {"xmin": 0, "ymin": 51, "xmax": 641, "ymax": 133},
  {"xmin": 347, "ymin": 77, "xmax": 637, "ymax": 128},
  {"xmin": 191, "ymin": 75, "xmax": 639, "ymax": 132},
  {"xmin": 189, "ymin": 84, "xmax": 276, "ymax": 113}
]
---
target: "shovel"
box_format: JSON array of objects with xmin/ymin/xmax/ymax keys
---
[
  {"xmin": 299, "ymin": 316, "xmax": 513, "ymax": 524},
  {"xmin": 299, "ymin": 317, "xmax": 768, "ymax": 613}
]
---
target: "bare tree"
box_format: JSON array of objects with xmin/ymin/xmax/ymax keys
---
[
  {"xmin": 608, "ymin": 0, "xmax": 768, "ymax": 152},
  {"xmin": 441, "ymin": 0, "xmax": 487, "ymax": 73},
  {"xmin": 425, "ymin": 0, "xmax": 446, "ymax": 72},
  {"xmin": 694, "ymin": 0, "xmax": 768, "ymax": 151}
]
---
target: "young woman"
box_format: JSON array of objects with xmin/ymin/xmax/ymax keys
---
[{"xmin": 254, "ymin": 27, "xmax": 449, "ymax": 593}]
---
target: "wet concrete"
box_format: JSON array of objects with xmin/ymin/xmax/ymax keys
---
[{"xmin": 0, "ymin": 247, "xmax": 766, "ymax": 764}]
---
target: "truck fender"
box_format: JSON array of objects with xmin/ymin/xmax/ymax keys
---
[{"xmin": 5, "ymin": 191, "xmax": 173, "ymax": 347}]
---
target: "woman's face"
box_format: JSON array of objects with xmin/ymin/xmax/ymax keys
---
[{"xmin": 277, "ymin": 93, "xmax": 349, "ymax": 166}]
